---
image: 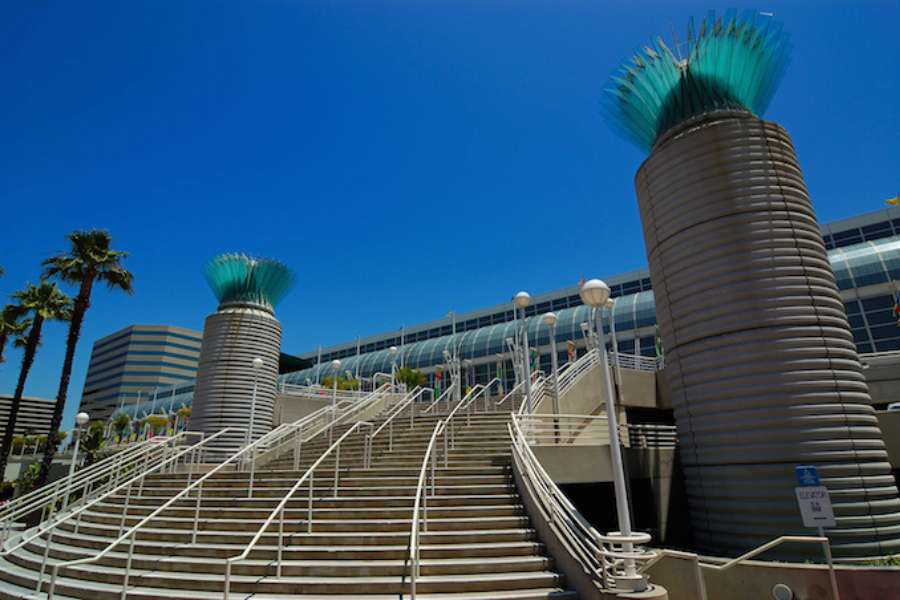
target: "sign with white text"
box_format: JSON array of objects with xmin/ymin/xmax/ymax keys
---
[{"xmin": 795, "ymin": 486, "xmax": 836, "ymax": 529}]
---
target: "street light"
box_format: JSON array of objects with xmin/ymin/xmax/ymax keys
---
[
  {"xmin": 63, "ymin": 411, "xmax": 90, "ymax": 509},
  {"xmin": 542, "ymin": 312, "xmax": 562, "ymax": 416},
  {"xmin": 463, "ymin": 359, "xmax": 473, "ymax": 389},
  {"xmin": 246, "ymin": 357, "xmax": 264, "ymax": 447},
  {"xmin": 389, "ymin": 346, "xmax": 399, "ymax": 390},
  {"xmin": 330, "ymin": 359, "xmax": 342, "ymax": 444},
  {"xmin": 580, "ymin": 278, "xmax": 638, "ymax": 583},
  {"xmin": 513, "ymin": 291, "xmax": 534, "ymax": 414}
]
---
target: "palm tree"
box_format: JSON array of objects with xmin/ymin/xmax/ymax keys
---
[
  {"xmin": 0, "ymin": 305, "xmax": 30, "ymax": 364},
  {"xmin": 0, "ymin": 283, "xmax": 72, "ymax": 479},
  {"xmin": 36, "ymin": 230, "xmax": 133, "ymax": 488}
]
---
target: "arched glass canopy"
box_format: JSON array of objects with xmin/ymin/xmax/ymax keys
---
[{"xmin": 285, "ymin": 235, "xmax": 900, "ymax": 384}]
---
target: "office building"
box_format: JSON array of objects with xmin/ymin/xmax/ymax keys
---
[{"xmin": 79, "ymin": 325, "xmax": 202, "ymax": 419}]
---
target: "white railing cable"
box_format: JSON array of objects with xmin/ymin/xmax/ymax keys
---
[{"xmin": 222, "ymin": 420, "xmax": 374, "ymax": 600}]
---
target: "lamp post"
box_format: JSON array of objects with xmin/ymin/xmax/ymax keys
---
[
  {"xmin": 330, "ymin": 359, "xmax": 341, "ymax": 444},
  {"xmin": 542, "ymin": 312, "xmax": 562, "ymax": 416},
  {"xmin": 606, "ymin": 298, "xmax": 623, "ymax": 397},
  {"xmin": 246, "ymin": 357, "xmax": 264, "ymax": 447},
  {"xmin": 389, "ymin": 346, "xmax": 399, "ymax": 390},
  {"xmin": 513, "ymin": 291, "xmax": 534, "ymax": 414},
  {"xmin": 463, "ymin": 359, "xmax": 473, "ymax": 389},
  {"xmin": 580, "ymin": 279, "xmax": 637, "ymax": 582},
  {"xmin": 64, "ymin": 411, "xmax": 90, "ymax": 509}
]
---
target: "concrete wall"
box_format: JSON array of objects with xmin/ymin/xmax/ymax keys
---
[
  {"xmin": 647, "ymin": 554, "xmax": 900, "ymax": 600},
  {"xmin": 878, "ymin": 410, "xmax": 900, "ymax": 469},
  {"xmin": 558, "ymin": 363, "xmax": 657, "ymax": 415},
  {"xmin": 272, "ymin": 394, "xmax": 330, "ymax": 427},
  {"xmin": 863, "ymin": 352, "xmax": 900, "ymax": 406}
]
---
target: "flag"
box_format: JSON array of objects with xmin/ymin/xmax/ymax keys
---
[{"xmin": 886, "ymin": 195, "xmax": 899, "ymax": 207}]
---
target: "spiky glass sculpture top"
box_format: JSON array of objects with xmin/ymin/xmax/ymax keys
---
[
  {"xmin": 204, "ymin": 253, "xmax": 294, "ymax": 311},
  {"xmin": 602, "ymin": 10, "xmax": 791, "ymax": 152}
]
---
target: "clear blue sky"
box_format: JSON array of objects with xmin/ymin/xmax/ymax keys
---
[{"xmin": 1, "ymin": 0, "xmax": 898, "ymax": 431}]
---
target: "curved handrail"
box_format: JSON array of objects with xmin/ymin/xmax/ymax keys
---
[
  {"xmin": 407, "ymin": 420, "xmax": 445, "ymax": 598},
  {"xmin": 222, "ymin": 420, "xmax": 373, "ymax": 599},
  {"xmin": 509, "ymin": 414, "xmax": 654, "ymax": 591}
]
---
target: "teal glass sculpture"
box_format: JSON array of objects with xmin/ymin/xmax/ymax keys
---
[
  {"xmin": 602, "ymin": 10, "xmax": 791, "ymax": 152},
  {"xmin": 205, "ymin": 253, "xmax": 294, "ymax": 310}
]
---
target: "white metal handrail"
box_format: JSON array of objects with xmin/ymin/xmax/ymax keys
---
[
  {"xmin": 515, "ymin": 414, "xmax": 677, "ymax": 449},
  {"xmin": 509, "ymin": 414, "xmax": 655, "ymax": 592},
  {"xmin": 221, "ymin": 421, "xmax": 373, "ymax": 599},
  {"xmin": 637, "ymin": 535, "xmax": 842, "ymax": 600},
  {"xmin": 251, "ymin": 383, "xmax": 393, "ymax": 472},
  {"xmin": 407, "ymin": 419, "xmax": 445, "ymax": 599},
  {"xmin": 43, "ymin": 423, "xmax": 310, "ymax": 599},
  {"xmin": 279, "ymin": 383, "xmax": 369, "ymax": 400},
  {"xmin": 17, "ymin": 429, "xmax": 223, "ymax": 597},
  {"xmin": 517, "ymin": 374, "xmax": 547, "ymax": 416},
  {"xmin": 364, "ymin": 387, "xmax": 431, "ymax": 467},
  {"xmin": 0, "ymin": 435, "xmax": 182, "ymax": 540},
  {"xmin": 422, "ymin": 382, "xmax": 457, "ymax": 414}
]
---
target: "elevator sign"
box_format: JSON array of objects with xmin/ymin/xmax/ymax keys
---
[{"xmin": 794, "ymin": 466, "xmax": 835, "ymax": 529}]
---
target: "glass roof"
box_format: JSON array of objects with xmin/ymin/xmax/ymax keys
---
[{"xmin": 285, "ymin": 234, "xmax": 900, "ymax": 383}]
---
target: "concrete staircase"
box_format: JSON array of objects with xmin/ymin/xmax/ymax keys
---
[{"xmin": 0, "ymin": 405, "xmax": 576, "ymax": 599}]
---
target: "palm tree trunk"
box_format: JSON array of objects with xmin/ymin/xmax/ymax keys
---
[
  {"xmin": 0, "ymin": 316, "xmax": 44, "ymax": 480},
  {"xmin": 36, "ymin": 279, "xmax": 93, "ymax": 489},
  {"xmin": 0, "ymin": 333, "xmax": 7, "ymax": 363}
]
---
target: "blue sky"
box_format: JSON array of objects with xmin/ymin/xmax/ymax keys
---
[{"xmin": 1, "ymin": 0, "xmax": 898, "ymax": 430}]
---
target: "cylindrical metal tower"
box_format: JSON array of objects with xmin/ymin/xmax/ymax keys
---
[
  {"xmin": 602, "ymin": 12, "xmax": 900, "ymax": 559},
  {"xmin": 636, "ymin": 113, "xmax": 900, "ymax": 558},
  {"xmin": 191, "ymin": 254, "xmax": 294, "ymax": 455}
]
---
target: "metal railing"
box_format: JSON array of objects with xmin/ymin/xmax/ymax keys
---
[
  {"xmin": 222, "ymin": 420, "xmax": 374, "ymax": 600},
  {"xmin": 249, "ymin": 383, "xmax": 393, "ymax": 473},
  {"xmin": 0, "ymin": 433, "xmax": 192, "ymax": 543},
  {"xmin": 408, "ymin": 420, "xmax": 445, "ymax": 599},
  {"xmin": 638, "ymin": 536, "xmax": 842, "ymax": 600},
  {"xmin": 279, "ymin": 382, "xmax": 370, "ymax": 400},
  {"xmin": 513, "ymin": 414, "xmax": 677, "ymax": 449},
  {"xmin": 13, "ymin": 430, "xmax": 224, "ymax": 598},
  {"xmin": 611, "ymin": 352, "xmax": 663, "ymax": 372},
  {"xmin": 43, "ymin": 424, "xmax": 302, "ymax": 599},
  {"xmin": 363, "ymin": 386, "xmax": 431, "ymax": 467},
  {"xmin": 508, "ymin": 415, "xmax": 655, "ymax": 592},
  {"xmin": 422, "ymin": 382, "xmax": 457, "ymax": 415},
  {"xmin": 406, "ymin": 376, "xmax": 503, "ymax": 597}
]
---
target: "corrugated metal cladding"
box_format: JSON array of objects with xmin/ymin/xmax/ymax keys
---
[
  {"xmin": 190, "ymin": 310, "xmax": 281, "ymax": 454},
  {"xmin": 636, "ymin": 114, "xmax": 900, "ymax": 559}
]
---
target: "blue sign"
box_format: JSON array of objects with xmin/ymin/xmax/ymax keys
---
[{"xmin": 795, "ymin": 465, "xmax": 820, "ymax": 487}]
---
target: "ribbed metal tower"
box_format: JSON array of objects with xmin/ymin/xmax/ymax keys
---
[
  {"xmin": 191, "ymin": 254, "xmax": 294, "ymax": 454},
  {"xmin": 604, "ymin": 12, "xmax": 900, "ymax": 559}
]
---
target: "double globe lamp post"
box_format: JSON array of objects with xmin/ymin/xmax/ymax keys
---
[{"xmin": 63, "ymin": 411, "xmax": 90, "ymax": 510}]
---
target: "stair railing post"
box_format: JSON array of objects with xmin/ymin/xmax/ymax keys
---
[
  {"xmin": 36, "ymin": 497, "xmax": 58, "ymax": 593},
  {"xmin": 248, "ymin": 445, "xmax": 257, "ymax": 499},
  {"xmin": 333, "ymin": 442, "xmax": 341, "ymax": 497},
  {"xmin": 276, "ymin": 506, "xmax": 284, "ymax": 577},
  {"xmin": 119, "ymin": 482, "xmax": 133, "ymax": 536},
  {"xmin": 430, "ymin": 447, "xmax": 436, "ymax": 498},
  {"xmin": 120, "ymin": 531, "xmax": 136, "ymax": 600},
  {"xmin": 191, "ymin": 480, "xmax": 203, "ymax": 544},
  {"xmin": 307, "ymin": 472, "xmax": 314, "ymax": 533},
  {"xmin": 443, "ymin": 428, "xmax": 449, "ymax": 468},
  {"xmin": 224, "ymin": 562, "xmax": 232, "ymax": 600},
  {"xmin": 388, "ymin": 420, "xmax": 393, "ymax": 452}
]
